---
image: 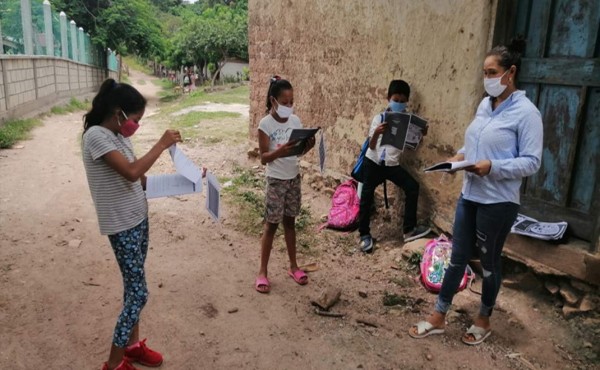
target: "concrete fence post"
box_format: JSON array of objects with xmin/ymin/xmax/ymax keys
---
[
  {"xmin": 1, "ymin": 59, "xmax": 9, "ymax": 109},
  {"xmin": 0, "ymin": 20, "xmax": 4, "ymax": 55},
  {"xmin": 59, "ymin": 12, "xmax": 68, "ymax": 58},
  {"xmin": 20, "ymin": 0, "xmax": 34, "ymax": 55},
  {"xmin": 43, "ymin": 0, "xmax": 54, "ymax": 56},
  {"xmin": 78, "ymin": 27, "xmax": 85, "ymax": 64},
  {"xmin": 70, "ymin": 20, "xmax": 77, "ymax": 62}
]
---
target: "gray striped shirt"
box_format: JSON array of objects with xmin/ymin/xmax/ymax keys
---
[{"xmin": 82, "ymin": 126, "xmax": 148, "ymax": 235}]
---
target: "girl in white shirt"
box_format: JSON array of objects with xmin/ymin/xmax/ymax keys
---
[{"xmin": 255, "ymin": 76, "xmax": 315, "ymax": 293}]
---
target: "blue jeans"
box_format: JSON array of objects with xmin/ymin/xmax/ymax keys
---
[
  {"xmin": 435, "ymin": 196, "xmax": 518, "ymax": 317},
  {"xmin": 108, "ymin": 218, "xmax": 150, "ymax": 347}
]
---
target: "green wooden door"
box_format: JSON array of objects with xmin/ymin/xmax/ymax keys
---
[{"xmin": 494, "ymin": 0, "xmax": 600, "ymax": 249}]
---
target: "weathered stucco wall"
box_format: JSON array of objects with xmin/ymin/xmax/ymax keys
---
[{"xmin": 249, "ymin": 0, "xmax": 497, "ymax": 232}]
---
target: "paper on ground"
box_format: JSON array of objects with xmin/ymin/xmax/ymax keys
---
[
  {"xmin": 146, "ymin": 174, "xmax": 202, "ymax": 199},
  {"xmin": 511, "ymin": 213, "xmax": 568, "ymax": 241}
]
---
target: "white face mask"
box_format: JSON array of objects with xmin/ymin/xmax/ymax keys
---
[
  {"xmin": 275, "ymin": 100, "xmax": 293, "ymax": 119},
  {"xmin": 483, "ymin": 70, "xmax": 509, "ymax": 97}
]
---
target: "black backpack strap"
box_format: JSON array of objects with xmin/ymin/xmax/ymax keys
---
[{"xmin": 383, "ymin": 180, "xmax": 389, "ymax": 209}]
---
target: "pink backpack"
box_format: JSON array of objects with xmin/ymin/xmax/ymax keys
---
[
  {"xmin": 319, "ymin": 179, "xmax": 360, "ymax": 231},
  {"xmin": 420, "ymin": 235, "xmax": 472, "ymax": 293}
]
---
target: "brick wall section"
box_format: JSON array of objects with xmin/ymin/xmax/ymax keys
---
[
  {"xmin": 35, "ymin": 58, "xmax": 57, "ymax": 99},
  {"xmin": 55, "ymin": 60, "xmax": 70, "ymax": 92},
  {"xmin": 5, "ymin": 59, "xmax": 36, "ymax": 108},
  {"xmin": 0, "ymin": 56, "xmax": 114, "ymax": 123},
  {"xmin": 249, "ymin": 0, "xmax": 497, "ymax": 232}
]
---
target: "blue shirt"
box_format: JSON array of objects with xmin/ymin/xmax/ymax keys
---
[{"xmin": 458, "ymin": 90, "xmax": 543, "ymax": 205}]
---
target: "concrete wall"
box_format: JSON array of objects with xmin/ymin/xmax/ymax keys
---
[
  {"xmin": 0, "ymin": 56, "xmax": 118, "ymax": 123},
  {"xmin": 249, "ymin": 0, "xmax": 497, "ymax": 232}
]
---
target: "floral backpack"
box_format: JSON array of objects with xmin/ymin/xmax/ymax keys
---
[
  {"xmin": 420, "ymin": 234, "xmax": 472, "ymax": 292},
  {"xmin": 319, "ymin": 179, "xmax": 360, "ymax": 231}
]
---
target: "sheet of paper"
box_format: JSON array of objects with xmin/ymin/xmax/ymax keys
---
[
  {"xmin": 205, "ymin": 172, "xmax": 221, "ymax": 221},
  {"xmin": 318, "ymin": 132, "xmax": 326, "ymax": 173},
  {"xmin": 146, "ymin": 174, "xmax": 202, "ymax": 199},
  {"xmin": 380, "ymin": 112, "xmax": 410, "ymax": 151},
  {"xmin": 169, "ymin": 145, "xmax": 202, "ymax": 183},
  {"xmin": 511, "ymin": 213, "xmax": 568, "ymax": 241},
  {"xmin": 404, "ymin": 123, "xmax": 423, "ymax": 150}
]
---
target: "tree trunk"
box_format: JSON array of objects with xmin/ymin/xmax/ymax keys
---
[{"xmin": 211, "ymin": 59, "xmax": 226, "ymax": 87}]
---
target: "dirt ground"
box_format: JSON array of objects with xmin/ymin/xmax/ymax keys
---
[{"xmin": 1, "ymin": 70, "xmax": 598, "ymax": 370}]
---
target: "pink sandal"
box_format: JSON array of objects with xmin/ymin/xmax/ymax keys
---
[
  {"xmin": 255, "ymin": 276, "xmax": 271, "ymax": 293},
  {"xmin": 288, "ymin": 269, "xmax": 308, "ymax": 285}
]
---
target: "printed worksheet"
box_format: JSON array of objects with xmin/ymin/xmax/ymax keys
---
[{"xmin": 146, "ymin": 145, "xmax": 203, "ymax": 199}]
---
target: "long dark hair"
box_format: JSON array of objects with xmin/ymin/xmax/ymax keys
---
[
  {"xmin": 265, "ymin": 75, "xmax": 293, "ymax": 113},
  {"xmin": 486, "ymin": 37, "xmax": 527, "ymax": 83},
  {"xmin": 83, "ymin": 79, "xmax": 147, "ymax": 132}
]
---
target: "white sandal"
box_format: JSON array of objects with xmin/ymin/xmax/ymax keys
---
[
  {"xmin": 408, "ymin": 321, "xmax": 445, "ymax": 339},
  {"xmin": 462, "ymin": 325, "xmax": 492, "ymax": 345}
]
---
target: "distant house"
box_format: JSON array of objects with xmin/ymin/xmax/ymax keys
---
[{"xmin": 220, "ymin": 58, "xmax": 248, "ymax": 79}]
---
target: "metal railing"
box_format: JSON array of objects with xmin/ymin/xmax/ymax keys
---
[{"xmin": 0, "ymin": 0, "xmax": 119, "ymax": 71}]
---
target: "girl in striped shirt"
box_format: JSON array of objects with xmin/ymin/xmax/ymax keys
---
[{"xmin": 82, "ymin": 79, "xmax": 181, "ymax": 370}]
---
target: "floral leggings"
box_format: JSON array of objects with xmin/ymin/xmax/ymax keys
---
[{"xmin": 108, "ymin": 218, "xmax": 150, "ymax": 348}]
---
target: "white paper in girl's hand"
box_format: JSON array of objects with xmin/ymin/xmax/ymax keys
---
[
  {"xmin": 169, "ymin": 144, "xmax": 202, "ymax": 183},
  {"xmin": 145, "ymin": 145, "xmax": 203, "ymax": 199},
  {"xmin": 146, "ymin": 174, "xmax": 202, "ymax": 199},
  {"xmin": 205, "ymin": 172, "xmax": 221, "ymax": 221}
]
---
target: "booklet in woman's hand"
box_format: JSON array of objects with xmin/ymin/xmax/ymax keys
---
[
  {"xmin": 282, "ymin": 127, "xmax": 321, "ymax": 157},
  {"xmin": 424, "ymin": 160, "xmax": 474, "ymax": 172}
]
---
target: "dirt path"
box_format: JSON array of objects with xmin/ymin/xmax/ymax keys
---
[{"xmin": 0, "ymin": 70, "xmax": 596, "ymax": 370}]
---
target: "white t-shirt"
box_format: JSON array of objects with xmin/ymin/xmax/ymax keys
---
[
  {"xmin": 258, "ymin": 114, "xmax": 303, "ymax": 179},
  {"xmin": 365, "ymin": 112, "xmax": 403, "ymax": 166}
]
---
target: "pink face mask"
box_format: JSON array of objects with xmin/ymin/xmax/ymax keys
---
[{"xmin": 118, "ymin": 111, "xmax": 140, "ymax": 138}]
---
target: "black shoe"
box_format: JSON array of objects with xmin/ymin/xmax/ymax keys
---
[{"xmin": 404, "ymin": 225, "xmax": 431, "ymax": 242}]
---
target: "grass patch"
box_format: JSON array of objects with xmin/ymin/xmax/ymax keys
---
[
  {"xmin": 222, "ymin": 166, "xmax": 317, "ymax": 255},
  {"xmin": 222, "ymin": 166, "xmax": 265, "ymax": 234},
  {"xmin": 159, "ymin": 91, "xmax": 180, "ymax": 103},
  {"xmin": 50, "ymin": 98, "xmax": 89, "ymax": 115},
  {"xmin": 123, "ymin": 55, "xmax": 153, "ymax": 75},
  {"xmin": 152, "ymin": 78, "xmax": 177, "ymax": 90},
  {"xmin": 0, "ymin": 118, "xmax": 42, "ymax": 148},
  {"xmin": 158, "ymin": 84, "xmax": 249, "ymax": 115},
  {"xmin": 169, "ymin": 111, "xmax": 244, "ymax": 145}
]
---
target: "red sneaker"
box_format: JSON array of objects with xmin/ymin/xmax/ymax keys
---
[
  {"xmin": 125, "ymin": 339, "xmax": 163, "ymax": 367},
  {"xmin": 101, "ymin": 358, "xmax": 139, "ymax": 370}
]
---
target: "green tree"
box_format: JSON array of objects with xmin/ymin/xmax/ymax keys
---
[{"xmin": 168, "ymin": 2, "xmax": 247, "ymax": 85}]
